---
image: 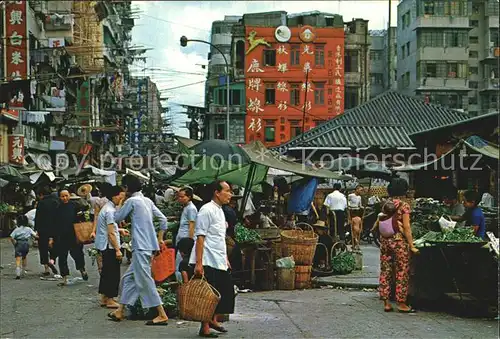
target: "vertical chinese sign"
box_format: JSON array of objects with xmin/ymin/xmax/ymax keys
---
[
  {"xmin": 3, "ymin": 1, "xmax": 29, "ymax": 108},
  {"xmin": 8, "ymin": 134, "xmax": 24, "ymax": 165},
  {"xmin": 327, "ymin": 41, "xmax": 344, "ymax": 116}
]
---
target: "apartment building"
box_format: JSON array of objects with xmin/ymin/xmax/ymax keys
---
[
  {"xmin": 369, "ymin": 27, "xmax": 397, "ymax": 98},
  {"xmin": 397, "ymin": 0, "xmax": 499, "ymax": 116},
  {"xmin": 203, "ymin": 11, "xmax": 371, "ymax": 146}
]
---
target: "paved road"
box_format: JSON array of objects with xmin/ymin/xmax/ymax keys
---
[{"xmin": 0, "ymin": 239, "xmax": 498, "ymax": 339}]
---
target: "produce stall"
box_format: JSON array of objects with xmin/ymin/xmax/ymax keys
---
[{"xmin": 409, "ymin": 199, "xmax": 498, "ymax": 316}]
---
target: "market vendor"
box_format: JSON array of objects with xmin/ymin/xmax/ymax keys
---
[
  {"xmin": 444, "ymin": 187, "xmax": 466, "ymax": 227},
  {"xmin": 458, "ymin": 190, "xmax": 486, "ymax": 239}
]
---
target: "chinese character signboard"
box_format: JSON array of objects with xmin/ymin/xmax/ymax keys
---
[
  {"xmin": 327, "ymin": 44, "xmax": 344, "ymax": 115},
  {"xmin": 4, "ymin": 1, "xmax": 29, "ymax": 108},
  {"xmin": 8, "ymin": 134, "xmax": 24, "ymax": 165}
]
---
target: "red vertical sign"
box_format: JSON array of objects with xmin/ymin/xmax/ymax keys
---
[
  {"xmin": 8, "ymin": 134, "xmax": 24, "ymax": 165},
  {"xmin": 4, "ymin": 1, "xmax": 29, "ymax": 108}
]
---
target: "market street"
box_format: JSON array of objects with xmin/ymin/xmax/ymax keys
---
[{"xmin": 0, "ymin": 239, "xmax": 497, "ymax": 339}]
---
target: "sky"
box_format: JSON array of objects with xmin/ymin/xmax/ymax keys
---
[{"xmin": 130, "ymin": 0, "xmax": 399, "ymax": 137}]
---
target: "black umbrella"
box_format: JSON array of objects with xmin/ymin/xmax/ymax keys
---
[{"xmin": 0, "ymin": 165, "xmax": 30, "ymax": 183}]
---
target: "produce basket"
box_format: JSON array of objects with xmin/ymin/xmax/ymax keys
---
[
  {"xmin": 178, "ymin": 277, "xmax": 220, "ymax": 322},
  {"xmin": 295, "ymin": 265, "xmax": 312, "ymax": 289},
  {"xmin": 281, "ymin": 223, "xmax": 318, "ymax": 266},
  {"xmin": 331, "ymin": 242, "xmax": 356, "ymax": 275},
  {"xmin": 73, "ymin": 221, "xmax": 94, "ymax": 244},
  {"xmin": 276, "ymin": 267, "xmax": 295, "ymax": 290}
]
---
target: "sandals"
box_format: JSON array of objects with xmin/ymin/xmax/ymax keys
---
[
  {"xmin": 81, "ymin": 271, "xmax": 89, "ymax": 281},
  {"xmin": 107, "ymin": 312, "xmax": 124, "ymax": 322},
  {"xmin": 209, "ymin": 323, "xmax": 228, "ymax": 333},
  {"xmin": 398, "ymin": 308, "xmax": 416, "ymax": 313},
  {"xmin": 145, "ymin": 320, "xmax": 168, "ymax": 326},
  {"xmin": 199, "ymin": 326, "xmax": 219, "ymax": 338},
  {"xmin": 48, "ymin": 263, "xmax": 58, "ymax": 275},
  {"xmin": 384, "ymin": 307, "xmax": 394, "ymax": 312}
]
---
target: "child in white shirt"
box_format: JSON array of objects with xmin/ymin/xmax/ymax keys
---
[{"xmin": 10, "ymin": 215, "xmax": 37, "ymax": 279}]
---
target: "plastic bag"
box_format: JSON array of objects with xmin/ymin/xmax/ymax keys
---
[
  {"xmin": 276, "ymin": 256, "xmax": 295, "ymax": 268},
  {"xmin": 438, "ymin": 215, "xmax": 456, "ymax": 233}
]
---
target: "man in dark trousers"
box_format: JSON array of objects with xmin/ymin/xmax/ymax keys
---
[{"xmin": 34, "ymin": 186, "xmax": 59, "ymax": 276}]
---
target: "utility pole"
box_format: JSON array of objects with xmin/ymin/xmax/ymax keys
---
[
  {"xmin": 387, "ymin": 0, "xmax": 392, "ymax": 90},
  {"xmin": 301, "ymin": 70, "xmax": 310, "ymax": 139}
]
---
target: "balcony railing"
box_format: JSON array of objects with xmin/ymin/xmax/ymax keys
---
[
  {"xmin": 481, "ymin": 78, "xmax": 500, "ymax": 91},
  {"xmin": 208, "ymin": 104, "xmax": 245, "ymax": 114}
]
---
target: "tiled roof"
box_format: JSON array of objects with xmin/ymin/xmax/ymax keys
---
[
  {"xmin": 279, "ymin": 91, "xmax": 470, "ymax": 150},
  {"xmin": 290, "ymin": 124, "xmax": 414, "ymax": 149}
]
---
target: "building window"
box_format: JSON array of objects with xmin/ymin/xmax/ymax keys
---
[
  {"xmin": 445, "ymin": 31, "xmax": 467, "ymax": 47},
  {"xmin": 264, "ymin": 121, "xmax": 275, "ymax": 142},
  {"xmin": 263, "ymin": 49, "xmax": 276, "ymax": 66},
  {"xmin": 345, "ymin": 87, "xmax": 359, "ymax": 109},
  {"xmin": 417, "ymin": 30, "xmax": 443, "ymax": 47},
  {"xmin": 265, "ymin": 83, "xmax": 275, "ymax": 105},
  {"xmin": 487, "ymin": 0, "xmax": 500, "ymax": 16},
  {"xmin": 469, "ymin": 81, "xmax": 478, "ymax": 89},
  {"xmin": 423, "ymin": 1, "xmax": 435, "ymax": 15},
  {"xmin": 314, "ymin": 120, "xmax": 326, "ymax": 127},
  {"xmin": 217, "ymin": 89, "xmax": 227, "ymax": 105},
  {"xmin": 213, "ymin": 26, "xmax": 221, "ymax": 34},
  {"xmin": 402, "ymin": 72, "xmax": 410, "ymax": 88},
  {"xmin": 469, "ymin": 67, "xmax": 478, "ymax": 75},
  {"xmin": 469, "ymin": 96, "xmax": 478, "ymax": 105},
  {"xmin": 401, "ymin": 11, "xmax": 411, "ymax": 29},
  {"xmin": 469, "ymin": 50, "xmax": 478, "ymax": 58},
  {"xmin": 291, "ymin": 45, "xmax": 300, "ymax": 66},
  {"xmin": 470, "ymin": 20, "xmax": 479, "ymax": 27},
  {"xmin": 315, "ymin": 45, "xmax": 325, "ymax": 67},
  {"xmin": 370, "ymin": 50, "xmax": 382, "ymax": 61},
  {"xmin": 425, "ymin": 92, "xmax": 463, "ymax": 109},
  {"xmin": 490, "ymin": 29, "xmax": 500, "ymax": 45},
  {"xmin": 231, "ymin": 89, "xmax": 241, "ymax": 105},
  {"xmin": 290, "ymin": 83, "xmax": 300, "ymax": 106},
  {"xmin": 290, "ymin": 125, "xmax": 302, "ymax": 138},
  {"xmin": 215, "ymin": 123, "xmax": 225, "ymax": 140},
  {"xmin": 345, "ymin": 50, "xmax": 358, "ymax": 72},
  {"xmin": 314, "ymin": 82, "xmax": 325, "ymax": 105},
  {"xmin": 418, "ymin": 61, "xmax": 467, "ymax": 78},
  {"xmin": 406, "ymin": 42, "xmax": 410, "ymax": 56},
  {"xmin": 469, "ymin": 36, "xmax": 479, "ymax": 44},
  {"xmin": 371, "ymin": 73, "xmax": 384, "ymax": 85},
  {"xmin": 421, "ymin": 0, "xmax": 467, "ymax": 16}
]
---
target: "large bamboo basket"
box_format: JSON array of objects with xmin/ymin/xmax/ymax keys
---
[
  {"xmin": 280, "ymin": 223, "xmax": 318, "ymax": 265},
  {"xmin": 178, "ymin": 277, "xmax": 221, "ymax": 322}
]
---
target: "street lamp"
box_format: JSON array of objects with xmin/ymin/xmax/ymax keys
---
[{"xmin": 180, "ymin": 36, "xmax": 230, "ymax": 141}]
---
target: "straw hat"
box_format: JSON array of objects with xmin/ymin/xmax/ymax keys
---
[
  {"xmin": 77, "ymin": 184, "xmax": 93, "ymax": 197},
  {"xmin": 312, "ymin": 220, "xmax": 327, "ymax": 228},
  {"xmin": 168, "ymin": 185, "xmax": 203, "ymax": 202},
  {"xmin": 69, "ymin": 193, "xmax": 81, "ymax": 200}
]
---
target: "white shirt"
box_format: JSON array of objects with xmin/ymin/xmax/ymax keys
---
[
  {"xmin": 348, "ymin": 193, "xmax": 362, "ymax": 208},
  {"xmin": 189, "ymin": 200, "xmax": 228, "ymax": 271},
  {"xmin": 164, "ymin": 188, "xmax": 175, "ymax": 202},
  {"xmin": 324, "ymin": 190, "xmax": 347, "ymax": 211},
  {"xmin": 25, "ymin": 209, "xmax": 36, "ymax": 227},
  {"xmin": 25, "ymin": 190, "xmax": 36, "ymax": 207}
]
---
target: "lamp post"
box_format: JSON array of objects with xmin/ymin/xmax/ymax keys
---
[{"xmin": 180, "ymin": 36, "xmax": 230, "ymax": 141}]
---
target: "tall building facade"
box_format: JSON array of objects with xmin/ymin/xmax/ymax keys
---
[
  {"xmin": 203, "ymin": 11, "xmax": 371, "ymax": 147},
  {"xmin": 397, "ymin": 0, "xmax": 499, "ymax": 116},
  {"xmin": 370, "ymin": 27, "xmax": 397, "ymax": 98}
]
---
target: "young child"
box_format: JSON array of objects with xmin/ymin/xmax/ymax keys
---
[
  {"xmin": 372, "ymin": 201, "xmax": 419, "ymax": 254},
  {"xmin": 10, "ymin": 215, "xmax": 37, "ymax": 279}
]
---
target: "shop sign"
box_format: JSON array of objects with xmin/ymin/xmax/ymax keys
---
[
  {"xmin": 77, "ymin": 81, "xmax": 90, "ymax": 112},
  {"xmin": 8, "ymin": 134, "xmax": 24, "ymax": 165},
  {"xmin": 299, "ymin": 25, "xmax": 316, "ymax": 43},
  {"xmin": 4, "ymin": 0, "xmax": 29, "ymax": 108},
  {"xmin": 327, "ymin": 44, "xmax": 344, "ymax": 115},
  {"xmin": 79, "ymin": 143, "xmax": 92, "ymax": 156}
]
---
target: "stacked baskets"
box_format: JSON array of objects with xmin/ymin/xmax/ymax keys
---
[{"xmin": 280, "ymin": 223, "xmax": 318, "ymax": 289}]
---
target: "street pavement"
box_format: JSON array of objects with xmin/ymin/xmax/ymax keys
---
[{"xmin": 0, "ymin": 239, "xmax": 498, "ymax": 339}]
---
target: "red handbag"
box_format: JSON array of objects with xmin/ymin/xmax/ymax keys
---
[{"xmin": 151, "ymin": 243, "xmax": 176, "ymax": 283}]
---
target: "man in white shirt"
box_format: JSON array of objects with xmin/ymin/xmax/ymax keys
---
[
  {"xmin": 190, "ymin": 180, "xmax": 235, "ymax": 336},
  {"xmin": 323, "ymin": 183, "xmax": 347, "ymax": 241}
]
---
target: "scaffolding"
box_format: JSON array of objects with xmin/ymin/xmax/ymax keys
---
[{"xmin": 67, "ymin": 1, "xmax": 104, "ymax": 74}]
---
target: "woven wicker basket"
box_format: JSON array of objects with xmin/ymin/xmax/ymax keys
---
[
  {"xmin": 73, "ymin": 221, "xmax": 94, "ymax": 244},
  {"xmin": 281, "ymin": 223, "xmax": 318, "ymax": 266},
  {"xmin": 178, "ymin": 277, "xmax": 221, "ymax": 322}
]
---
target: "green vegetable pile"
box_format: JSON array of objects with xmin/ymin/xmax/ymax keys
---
[
  {"xmin": 234, "ymin": 223, "xmax": 261, "ymax": 244},
  {"xmin": 411, "ymin": 199, "xmax": 452, "ymax": 239},
  {"xmin": 332, "ymin": 251, "xmax": 356, "ymax": 275},
  {"xmin": 418, "ymin": 227, "xmax": 483, "ymax": 243},
  {"xmin": 129, "ymin": 283, "xmax": 178, "ymax": 319},
  {"xmin": 0, "ymin": 203, "xmax": 9, "ymax": 213}
]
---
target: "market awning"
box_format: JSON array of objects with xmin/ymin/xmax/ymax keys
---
[
  {"xmin": 176, "ymin": 136, "xmax": 201, "ymax": 149},
  {"xmin": 242, "ymin": 141, "xmax": 352, "ymax": 180},
  {"xmin": 393, "ymin": 136, "xmax": 499, "ymax": 171}
]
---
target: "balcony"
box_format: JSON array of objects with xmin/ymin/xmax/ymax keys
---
[
  {"xmin": 483, "ymin": 46, "xmax": 500, "ymax": 60},
  {"xmin": 486, "ymin": 16, "xmax": 499, "ymax": 28},
  {"xmin": 413, "ymin": 16, "xmax": 469, "ymax": 29},
  {"xmin": 416, "ymin": 47, "xmax": 468, "ymax": 62},
  {"xmin": 25, "ymin": 138, "xmax": 50, "ymax": 152},
  {"xmin": 480, "ymin": 78, "xmax": 500, "ymax": 91},
  {"xmin": 208, "ymin": 104, "xmax": 245, "ymax": 115},
  {"xmin": 416, "ymin": 77, "xmax": 469, "ymax": 91},
  {"xmin": 345, "ymin": 72, "xmax": 362, "ymax": 85}
]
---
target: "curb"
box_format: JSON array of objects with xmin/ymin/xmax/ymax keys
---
[{"xmin": 314, "ymin": 277, "xmax": 379, "ymax": 290}]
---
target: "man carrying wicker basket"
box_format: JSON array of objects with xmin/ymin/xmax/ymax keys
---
[{"xmin": 189, "ymin": 181, "xmax": 235, "ymax": 337}]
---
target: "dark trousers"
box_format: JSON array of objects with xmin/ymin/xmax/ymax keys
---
[
  {"xmin": 38, "ymin": 234, "xmax": 57, "ymax": 265},
  {"xmin": 99, "ymin": 249, "xmax": 121, "ymax": 298},
  {"xmin": 204, "ymin": 266, "xmax": 235, "ymax": 315},
  {"xmin": 329, "ymin": 210, "xmax": 346, "ymax": 240},
  {"xmin": 58, "ymin": 241, "xmax": 85, "ymax": 277}
]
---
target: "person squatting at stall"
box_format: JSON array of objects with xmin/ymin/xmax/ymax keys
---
[
  {"xmin": 34, "ymin": 186, "xmax": 59, "ymax": 276},
  {"xmin": 94, "ymin": 185, "xmax": 129, "ymax": 309},
  {"xmin": 191, "ymin": 180, "xmax": 235, "ymax": 337},
  {"xmin": 376, "ymin": 178, "xmax": 418, "ymax": 313},
  {"xmin": 108, "ymin": 175, "xmax": 169, "ymax": 326},
  {"xmin": 175, "ymin": 186, "xmax": 198, "ymax": 282},
  {"xmin": 53, "ymin": 190, "xmax": 88, "ymax": 286}
]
